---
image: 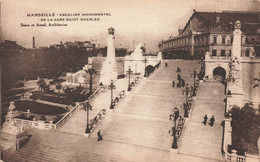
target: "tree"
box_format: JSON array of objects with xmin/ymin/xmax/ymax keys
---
[
  {"xmin": 37, "ymin": 78, "xmax": 46, "ymax": 91},
  {"xmin": 56, "ymin": 82, "xmax": 62, "ymax": 94},
  {"xmin": 230, "ymin": 104, "xmax": 260, "ymax": 155}
]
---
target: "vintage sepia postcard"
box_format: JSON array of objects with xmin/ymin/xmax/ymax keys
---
[{"xmin": 1, "ymin": 0, "xmax": 260, "ymax": 161}]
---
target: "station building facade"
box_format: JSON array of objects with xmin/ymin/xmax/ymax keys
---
[{"xmin": 159, "ymin": 10, "xmax": 260, "ymax": 58}]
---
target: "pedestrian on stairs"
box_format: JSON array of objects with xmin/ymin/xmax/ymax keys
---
[
  {"xmin": 172, "ymin": 80, "xmax": 175, "ymax": 88},
  {"xmin": 182, "ymin": 79, "xmax": 185, "ymax": 87},
  {"xmin": 202, "ymin": 114, "xmax": 208, "ymax": 125},
  {"xmin": 209, "ymin": 115, "xmax": 215, "ymax": 127},
  {"xmin": 97, "ymin": 130, "xmax": 103, "ymax": 141}
]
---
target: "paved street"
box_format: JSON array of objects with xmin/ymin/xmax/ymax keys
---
[{"xmin": 3, "ymin": 60, "xmax": 225, "ymax": 162}]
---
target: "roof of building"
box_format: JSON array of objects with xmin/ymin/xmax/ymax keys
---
[{"xmin": 183, "ymin": 10, "xmax": 260, "ymax": 34}]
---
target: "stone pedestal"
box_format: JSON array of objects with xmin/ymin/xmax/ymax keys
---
[
  {"xmin": 1, "ymin": 110, "xmax": 29, "ymax": 150},
  {"xmin": 1, "ymin": 131, "xmax": 28, "ymax": 150},
  {"xmin": 1, "ymin": 119, "xmax": 28, "ymax": 150}
]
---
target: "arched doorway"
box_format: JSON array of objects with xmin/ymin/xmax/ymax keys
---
[{"xmin": 213, "ymin": 67, "xmax": 226, "ymax": 81}]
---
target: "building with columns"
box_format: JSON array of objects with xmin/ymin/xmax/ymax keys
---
[{"xmin": 159, "ymin": 10, "xmax": 260, "ymax": 58}]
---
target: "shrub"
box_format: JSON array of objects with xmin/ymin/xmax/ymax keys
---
[{"xmin": 230, "ymin": 104, "xmax": 260, "ymax": 155}]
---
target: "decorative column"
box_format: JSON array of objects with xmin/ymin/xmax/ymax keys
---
[
  {"xmin": 99, "ymin": 27, "xmax": 118, "ymax": 85},
  {"xmin": 227, "ymin": 20, "xmax": 244, "ymax": 108}
]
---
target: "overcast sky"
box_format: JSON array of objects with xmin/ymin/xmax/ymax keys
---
[{"xmin": 1, "ymin": 0, "xmax": 259, "ymax": 52}]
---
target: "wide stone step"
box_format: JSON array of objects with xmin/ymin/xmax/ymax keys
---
[
  {"xmin": 3, "ymin": 140, "xmax": 76, "ymax": 162},
  {"xmin": 99, "ymin": 134, "xmax": 171, "ymax": 151},
  {"xmin": 72, "ymin": 151, "xmax": 124, "ymax": 162},
  {"xmin": 179, "ymin": 144, "xmax": 222, "ymax": 154},
  {"xmin": 13, "ymin": 145, "xmax": 73, "ymax": 162},
  {"xmin": 179, "ymin": 149, "xmax": 223, "ymax": 160}
]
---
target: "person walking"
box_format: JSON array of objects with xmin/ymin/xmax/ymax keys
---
[
  {"xmin": 182, "ymin": 79, "xmax": 185, "ymax": 87},
  {"xmin": 97, "ymin": 130, "xmax": 103, "ymax": 141},
  {"xmin": 203, "ymin": 114, "xmax": 208, "ymax": 125},
  {"xmin": 177, "ymin": 73, "xmax": 181, "ymax": 81},
  {"xmin": 165, "ymin": 62, "xmax": 168, "ymax": 67},
  {"xmin": 172, "ymin": 80, "xmax": 175, "ymax": 88},
  {"xmin": 209, "ymin": 115, "xmax": 215, "ymax": 127}
]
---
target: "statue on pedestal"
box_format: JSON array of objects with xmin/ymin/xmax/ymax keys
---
[
  {"xmin": 2, "ymin": 111, "xmax": 20, "ymax": 135},
  {"xmin": 8, "ymin": 101, "xmax": 15, "ymax": 111},
  {"xmin": 227, "ymin": 20, "xmax": 244, "ymax": 95}
]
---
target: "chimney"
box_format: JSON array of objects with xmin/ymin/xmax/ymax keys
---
[
  {"xmin": 216, "ymin": 16, "xmax": 220, "ymax": 27},
  {"xmin": 178, "ymin": 28, "xmax": 182, "ymax": 35},
  {"xmin": 32, "ymin": 37, "xmax": 36, "ymax": 49}
]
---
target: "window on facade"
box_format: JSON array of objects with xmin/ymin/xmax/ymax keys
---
[
  {"xmin": 250, "ymin": 38, "xmax": 256, "ymax": 44},
  {"xmin": 222, "ymin": 37, "xmax": 226, "ymax": 44},
  {"xmin": 246, "ymin": 37, "xmax": 249, "ymax": 44},
  {"xmin": 212, "ymin": 50, "xmax": 217, "ymax": 56},
  {"xmin": 221, "ymin": 50, "xmax": 226, "ymax": 56},
  {"xmin": 213, "ymin": 36, "xmax": 217, "ymax": 44},
  {"xmin": 245, "ymin": 49, "xmax": 250, "ymax": 57},
  {"xmin": 230, "ymin": 36, "xmax": 233, "ymax": 44}
]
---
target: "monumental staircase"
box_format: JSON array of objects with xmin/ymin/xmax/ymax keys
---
[
  {"xmin": 2, "ymin": 129, "xmax": 120, "ymax": 162},
  {"xmin": 178, "ymin": 81, "xmax": 225, "ymax": 161},
  {"xmin": 57, "ymin": 78, "xmax": 128, "ymax": 136}
]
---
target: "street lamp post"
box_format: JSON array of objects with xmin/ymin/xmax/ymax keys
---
[
  {"xmin": 198, "ymin": 57, "xmax": 204, "ymax": 72},
  {"xmin": 108, "ymin": 80, "xmax": 116, "ymax": 109},
  {"xmin": 198, "ymin": 57, "xmax": 204, "ymax": 79},
  {"xmin": 123, "ymin": 64, "xmax": 125, "ymax": 78},
  {"xmin": 142, "ymin": 57, "xmax": 148, "ymax": 77},
  {"xmin": 135, "ymin": 62, "xmax": 137, "ymax": 76},
  {"xmin": 169, "ymin": 107, "xmax": 180, "ymax": 149},
  {"xmin": 82, "ymin": 100, "xmax": 92, "ymax": 133},
  {"xmin": 126, "ymin": 66, "xmax": 133, "ymax": 91},
  {"xmin": 182, "ymin": 84, "xmax": 191, "ymax": 117},
  {"xmin": 87, "ymin": 68, "xmax": 95, "ymax": 94},
  {"xmin": 190, "ymin": 68, "xmax": 198, "ymax": 96}
]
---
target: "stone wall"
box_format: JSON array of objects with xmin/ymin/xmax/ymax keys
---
[{"xmin": 241, "ymin": 62, "xmax": 260, "ymax": 103}]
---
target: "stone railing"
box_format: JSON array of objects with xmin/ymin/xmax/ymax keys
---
[
  {"xmin": 113, "ymin": 90, "xmax": 126, "ymax": 107},
  {"xmin": 209, "ymin": 56, "xmax": 230, "ymax": 60},
  {"xmin": 13, "ymin": 118, "xmax": 33, "ymax": 128},
  {"xmin": 241, "ymin": 56, "xmax": 260, "ymax": 62},
  {"xmin": 55, "ymin": 104, "xmax": 79, "ymax": 129},
  {"xmin": 89, "ymin": 109, "xmax": 107, "ymax": 132},
  {"xmin": 14, "ymin": 118, "xmax": 55, "ymax": 130},
  {"xmin": 55, "ymin": 88, "xmax": 101, "ymax": 129},
  {"xmin": 88, "ymin": 88, "xmax": 101, "ymax": 103},
  {"xmin": 176, "ymin": 116, "xmax": 185, "ymax": 142}
]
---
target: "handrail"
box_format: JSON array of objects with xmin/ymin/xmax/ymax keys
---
[
  {"xmin": 55, "ymin": 88, "xmax": 101, "ymax": 129},
  {"xmin": 176, "ymin": 116, "xmax": 185, "ymax": 141},
  {"xmin": 89, "ymin": 109, "xmax": 106, "ymax": 131},
  {"xmin": 113, "ymin": 90, "xmax": 126, "ymax": 106}
]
